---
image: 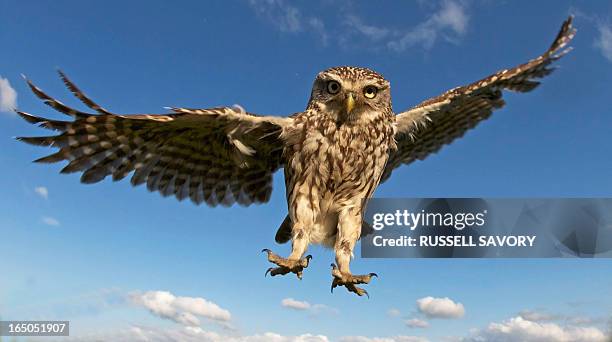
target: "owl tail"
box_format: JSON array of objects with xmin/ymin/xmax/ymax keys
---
[{"xmin": 275, "ymin": 215, "xmax": 292, "ymax": 244}]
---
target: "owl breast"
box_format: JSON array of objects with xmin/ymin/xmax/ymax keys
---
[{"xmin": 283, "ymin": 109, "xmax": 395, "ymax": 245}]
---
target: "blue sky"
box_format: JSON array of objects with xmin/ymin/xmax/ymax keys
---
[{"xmin": 1, "ymin": 1, "xmax": 612, "ymax": 341}]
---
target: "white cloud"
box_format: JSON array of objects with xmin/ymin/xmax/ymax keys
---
[
  {"xmin": 129, "ymin": 291, "xmax": 231, "ymax": 327},
  {"xmin": 0, "ymin": 76, "xmax": 17, "ymax": 113},
  {"xmin": 387, "ymin": 308, "xmax": 401, "ymax": 317},
  {"xmin": 345, "ymin": 15, "xmax": 390, "ymax": 41},
  {"xmin": 339, "ymin": 336, "xmax": 429, "ymax": 342},
  {"xmin": 517, "ymin": 309, "xmax": 605, "ymax": 327},
  {"xmin": 519, "ymin": 310, "xmax": 560, "ymax": 322},
  {"xmin": 572, "ymin": 8, "xmax": 612, "ymax": 63},
  {"xmin": 566, "ymin": 316, "xmax": 601, "ymax": 326},
  {"xmin": 308, "ymin": 18, "xmax": 329, "ymax": 46},
  {"xmin": 406, "ymin": 318, "xmax": 429, "ymax": 329},
  {"xmin": 57, "ymin": 317, "xmax": 608, "ymax": 342},
  {"xmin": 388, "ymin": 0, "xmax": 468, "ymax": 51},
  {"xmin": 248, "ymin": 0, "xmax": 302, "ymax": 33},
  {"xmin": 42, "ymin": 216, "xmax": 60, "ymax": 226},
  {"xmin": 34, "ymin": 186, "xmax": 49, "ymax": 199},
  {"xmin": 61, "ymin": 325, "xmax": 331, "ymax": 342},
  {"xmin": 248, "ymin": 1, "xmax": 469, "ymax": 51},
  {"xmin": 416, "ymin": 296, "xmax": 465, "ymax": 319},
  {"xmin": 281, "ymin": 298, "xmax": 311, "ymax": 310},
  {"xmin": 595, "ymin": 22, "xmax": 612, "ymax": 63},
  {"xmin": 432, "ymin": 0, "xmax": 468, "ymax": 35},
  {"xmin": 248, "ymin": 0, "xmax": 330, "ymax": 45},
  {"xmin": 278, "ymin": 6, "xmax": 301, "ymax": 32},
  {"xmin": 465, "ymin": 316, "xmax": 607, "ymax": 342},
  {"xmin": 280, "ymin": 298, "xmax": 337, "ymax": 316}
]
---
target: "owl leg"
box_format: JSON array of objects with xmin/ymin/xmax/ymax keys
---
[{"xmin": 330, "ymin": 207, "xmax": 378, "ymax": 298}]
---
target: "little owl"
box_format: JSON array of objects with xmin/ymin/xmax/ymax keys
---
[{"xmin": 16, "ymin": 17, "xmax": 575, "ymax": 297}]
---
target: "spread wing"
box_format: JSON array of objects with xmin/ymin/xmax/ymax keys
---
[
  {"xmin": 382, "ymin": 16, "xmax": 576, "ymax": 182},
  {"xmin": 17, "ymin": 71, "xmax": 293, "ymax": 207}
]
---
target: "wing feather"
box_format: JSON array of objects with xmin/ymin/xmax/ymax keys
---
[
  {"xmin": 17, "ymin": 73, "xmax": 292, "ymax": 207},
  {"xmin": 383, "ymin": 16, "xmax": 576, "ymax": 182},
  {"xmin": 57, "ymin": 70, "xmax": 114, "ymax": 115}
]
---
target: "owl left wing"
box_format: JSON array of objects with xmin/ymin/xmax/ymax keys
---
[
  {"xmin": 17, "ymin": 71, "xmax": 292, "ymax": 207},
  {"xmin": 382, "ymin": 16, "xmax": 575, "ymax": 183}
]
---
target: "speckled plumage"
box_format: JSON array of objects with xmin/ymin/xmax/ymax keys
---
[
  {"xmin": 16, "ymin": 17, "xmax": 575, "ymax": 297},
  {"xmin": 283, "ymin": 67, "xmax": 395, "ymax": 244}
]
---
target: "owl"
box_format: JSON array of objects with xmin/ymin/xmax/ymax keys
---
[{"xmin": 16, "ymin": 17, "xmax": 575, "ymax": 297}]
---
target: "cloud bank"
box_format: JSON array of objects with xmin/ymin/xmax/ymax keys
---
[
  {"xmin": 64, "ymin": 325, "xmax": 331, "ymax": 342},
  {"xmin": 43, "ymin": 291, "xmax": 610, "ymax": 342},
  {"xmin": 339, "ymin": 336, "xmax": 429, "ymax": 342},
  {"xmin": 465, "ymin": 316, "xmax": 607, "ymax": 342}
]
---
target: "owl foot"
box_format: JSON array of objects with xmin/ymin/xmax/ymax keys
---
[
  {"xmin": 330, "ymin": 263, "xmax": 377, "ymax": 298},
  {"xmin": 262, "ymin": 249, "xmax": 312, "ymax": 280}
]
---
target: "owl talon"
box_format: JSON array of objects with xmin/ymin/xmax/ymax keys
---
[
  {"xmin": 330, "ymin": 264, "xmax": 376, "ymax": 297},
  {"xmin": 262, "ymin": 249, "xmax": 311, "ymax": 279},
  {"xmin": 265, "ymin": 266, "xmax": 290, "ymax": 277},
  {"xmin": 346, "ymin": 284, "xmax": 369, "ymax": 298}
]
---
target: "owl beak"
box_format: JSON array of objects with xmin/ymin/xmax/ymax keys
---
[{"xmin": 345, "ymin": 93, "xmax": 356, "ymax": 114}]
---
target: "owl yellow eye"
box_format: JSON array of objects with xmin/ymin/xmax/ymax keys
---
[
  {"xmin": 363, "ymin": 85, "xmax": 378, "ymax": 99},
  {"xmin": 327, "ymin": 80, "xmax": 341, "ymax": 94}
]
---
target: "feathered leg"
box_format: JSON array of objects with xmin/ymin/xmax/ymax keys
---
[{"xmin": 330, "ymin": 207, "xmax": 377, "ymax": 297}]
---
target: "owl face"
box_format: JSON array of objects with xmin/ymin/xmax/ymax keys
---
[{"xmin": 309, "ymin": 66, "xmax": 391, "ymax": 122}]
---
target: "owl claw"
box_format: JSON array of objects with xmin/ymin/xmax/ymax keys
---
[
  {"xmin": 334, "ymin": 282, "xmax": 370, "ymax": 298},
  {"xmin": 265, "ymin": 266, "xmax": 290, "ymax": 277},
  {"xmin": 347, "ymin": 285, "xmax": 369, "ymax": 299},
  {"xmin": 331, "ymin": 276, "xmax": 340, "ymax": 293},
  {"xmin": 262, "ymin": 248, "xmax": 311, "ymax": 279},
  {"xmin": 330, "ymin": 264, "xmax": 377, "ymax": 298}
]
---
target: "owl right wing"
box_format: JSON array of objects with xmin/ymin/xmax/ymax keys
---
[
  {"xmin": 382, "ymin": 16, "xmax": 575, "ymax": 183},
  {"xmin": 17, "ymin": 71, "xmax": 293, "ymax": 207}
]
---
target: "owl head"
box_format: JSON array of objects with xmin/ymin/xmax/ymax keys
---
[{"xmin": 308, "ymin": 66, "xmax": 392, "ymax": 122}]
